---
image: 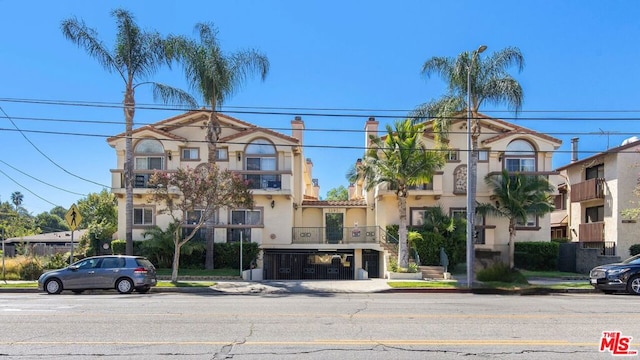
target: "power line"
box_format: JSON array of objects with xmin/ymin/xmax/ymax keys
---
[
  {"xmin": 0, "ymin": 106, "xmax": 110, "ymax": 188},
  {"xmin": 0, "ymin": 168, "xmax": 60, "ymax": 209},
  {"xmin": 0, "ymin": 159, "xmax": 88, "ymax": 197}
]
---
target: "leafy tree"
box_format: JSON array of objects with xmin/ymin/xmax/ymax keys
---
[
  {"xmin": 49, "ymin": 206, "xmax": 68, "ymax": 220},
  {"xmin": 34, "ymin": 212, "xmax": 69, "ymax": 233},
  {"xmin": 167, "ymin": 23, "xmax": 269, "ymax": 163},
  {"xmin": 349, "ymin": 119, "xmax": 445, "ymax": 269},
  {"xmin": 0, "ymin": 201, "xmax": 37, "ymax": 239},
  {"xmin": 62, "ymin": 9, "xmax": 197, "ymax": 256},
  {"xmin": 476, "ymin": 170, "xmax": 555, "ymax": 269},
  {"xmin": 76, "ymin": 190, "xmax": 118, "ymax": 256},
  {"xmin": 325, "ymin": 185, "xmax": 349, "ymax": 201},
  {"xmin": 147, "ymin": 165, "xmax": 253, "ymax": 282}
]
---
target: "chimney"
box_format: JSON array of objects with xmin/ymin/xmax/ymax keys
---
[
  {"xmin": 348, "ymin": 183, "xmax": 355, "ymax": 200},
  {"xmin": 291, "ymin": 116, "xmax": 304, "ymax": 144},
  {"xmin": 571, "ymin": 137, "xmax": 579, "ymax": 162},
  {"xmin": 312, "ymin": 178, "xmax": 320, "ymax": 199},
  {"xmin": 364, "ymin": 116, "xmax": 379, "ymax": 148}
]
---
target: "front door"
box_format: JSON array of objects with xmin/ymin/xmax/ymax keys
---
[{"xmin": 325, "ymin": 213, "xmax": 343, "ymax": 244}]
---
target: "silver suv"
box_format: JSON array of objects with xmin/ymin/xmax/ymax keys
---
[{"xmin": 38, "ymin": 255, "xmax": 157, "ymax": 294}]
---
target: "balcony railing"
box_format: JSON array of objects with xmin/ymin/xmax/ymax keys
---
[
  {"xmin": 243, "ymin": 174, "xmax": 282, "ymax": 190},
  {"xmin": 581, "ymin": 241, "xmax": 616, "ymax": 256},
  {"xmin": 292, "ymin": 226, "xmax": 379, "ymax": 245},
  {"xmin": 578, "ymin": 222, "xmax": 604, "ymax": 242},
  {"xmin": 571, "ymin": 178, "xmax": 605, "ymax": 202}
]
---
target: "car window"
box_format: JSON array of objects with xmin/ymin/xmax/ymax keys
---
[
  {"xmin": 136, "ymin": 258, "xmax": 155, "ymax": 269},
  {"xmin": 101, "ymin": 257, "xmax": 126, "ymax": 269},
  {"xmin": 76, "ymin": 258, "xmax": 101, "ymax": 269},
  {"xmin": 624, "ymin": 255, "xmax": 640, "ymax": 265}
]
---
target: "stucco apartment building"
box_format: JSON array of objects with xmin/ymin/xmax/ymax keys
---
[
  {"xmin": 553, "ymin": 137, "xmax": 640, "ymax": 269},
  {"xmin": 107, "ymin": 110, "xmax": 562, "ymax": 280}
]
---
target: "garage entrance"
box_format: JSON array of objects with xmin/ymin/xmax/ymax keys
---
[{"xmin": 263, "ymin": 250, "xmax": 355, "ymax": 280}]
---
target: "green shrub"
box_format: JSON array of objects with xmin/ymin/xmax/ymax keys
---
[
  {"xmin": 111, "ymin": 239, "xmax": 126, "ymax": 254},
  {"xmin": 20, "ymin": 258, "xmax": 44, "ymax": 280},
  {"xmin": 477, "ymin": 262, "xmax": 528, "ymax": 284},
  {"xmin": 44, "ymin": 253, "xmax": 68, "ymax": 270},
  {"xmin": 387, "ymin": 256, "xmax": 398, "ymax": 272},
  {"xmin": 213, "ymin": 242, "xmax": 259, "ymax": 270},
  {"xmin": 514, "ymin": 241, "xmax": 560, "ymax": 271},
  {"xmin": 630, "ymin": 244, "xmax": 640, "ymax": 256}
]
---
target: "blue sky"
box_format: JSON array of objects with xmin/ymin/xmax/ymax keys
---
[{"xmin": 1, "ymin": 1, "xmax": 640, "ymax": 215}]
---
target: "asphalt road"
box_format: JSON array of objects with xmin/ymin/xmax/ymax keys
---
[{"xmin": 0, "ymin": 291, "xmax": 638, "ymax": 359}]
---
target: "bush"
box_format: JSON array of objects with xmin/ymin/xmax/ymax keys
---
[
  {"xmin": 213, "ymin": 242, "xmax": 259, "ymax": 270},
  {"xmin": 630, "ymin": 244, "xmax": 640, "ymax": 256},
  {"xmin": 44, "ymin": 253, "xmax": 68, "ymax": 270},
  {"xmin": 19, "ymin": 258, "xmax": 44, "ymax": 280},
  {"xmin": 477, "ymin": 262, "xmax": 528, "ymax": 284},
  {"xmin": 111, "ymin": 239, "xmax": 126, "ymax": 255},
  {"xmin": 514, "ymin": 242, "xmax": 560, "ymax": 271},
  {"xmin": 387, "ymin": 256, "xmax": 398, "ymax": 272}
]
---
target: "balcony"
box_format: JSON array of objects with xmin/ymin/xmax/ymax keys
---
[
  {"xmin": 292, "ymin": 226, "xmax": 380, "ymax": 245},
  {"xmin": 571, "ymin": 178, "xmax": 605, "ymax": 202},
  {"xmin": 578, "ymin": 222, "xmax": 604, "ymax": 242},
  {"xmin": 375, "ymin": 173, "xmax": 443, "ymax": 198}
]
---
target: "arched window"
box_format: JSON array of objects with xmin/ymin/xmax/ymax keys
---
[
  {"xmin": 133, "ymin": 139, "xmax": 165, "ymax": 188},
  {"xmin": 504, "ymin": 139, "xmax": 536, "ymax": 172},
  {"xmin": 134, "ymin": 139, "xmax": 165, "ymax": 170},
  {"xmin": 244, "ymin": 139, "xmax": 278, "ymax": 189}
]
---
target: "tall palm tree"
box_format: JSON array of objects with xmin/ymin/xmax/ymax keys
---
[
  {"xmin": 167, "ymin": 23, "xmax": 268, "ymax": 269},
  {"xmin": 350, "ymin": 119, "xmax": 445, "ymax": 268},
  {"xmin": 10, "ymin": 191, "xmax": 23, "ymax": 211},
  {"xmin": 167, "ymin": 23, "xmax": 269, "ymax": 163},
  {"xmin": 476, "ymin": 170, "xmax": 555, "ymax": 269},
  {"xmin": 61, "ymin": 9, "xmax": 197, "ymax": 255}
]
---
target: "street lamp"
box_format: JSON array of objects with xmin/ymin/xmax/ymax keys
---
[{"xmin": 466, "ymin": 44, "xmax": 487, "ymax": 288}]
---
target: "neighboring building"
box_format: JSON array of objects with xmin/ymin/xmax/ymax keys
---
[
  {"xmin": 3, "ymin": 230, "xmax": 85, "ymax": 257},
  {"xmin": 107, "ymin": 110, "xmax": 562, "ymax": 279},
  {"xmin": 555, "ymin": 136, "xmax": 640, "ymax": 264},
  {"xmin": 353, "ymin": 114, "xmax": 562, "ymax": 267}
]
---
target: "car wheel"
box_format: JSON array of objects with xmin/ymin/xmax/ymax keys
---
[
  {"xmin": 626, "ymin": 275, "xmax": 640, "ymax": 295},
  {"xmin": 135, "ymin": 286, "xmax": 150, "ymax": 294},
  {"xmin": 116, "ymin": 278, "xmax": 134, "ymax": 294},
  {"xmin": 44, "ymin": 279, "xmax": 63, "ymax": 295}
]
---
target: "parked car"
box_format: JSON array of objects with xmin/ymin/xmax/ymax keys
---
[
  {"xmin": 38, "ymin": 255, "xmax": 157, "ymax": 295},
  {"xmin": 589, "ymin": 254, "xmax": 640, "ymax": 295}
]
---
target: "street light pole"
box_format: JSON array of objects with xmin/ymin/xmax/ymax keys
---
[{"xmin": 466, "ymin": 45, "xmax": 487, "ymax": 288}]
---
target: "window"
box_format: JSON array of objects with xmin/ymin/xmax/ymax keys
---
[
  {"xmin": 585, "ymin": 205, "xmax": 604, "ymax": 223},
  {"xmin": 133, "ymin": 208, "xmax": 153, "ymax": 225},
  {"xmin": 215, "ymin": 148, "xmax": 228, "ymax": 161},
  {"xmin": 245, "ymin": 139, "xmax": 278, "ymax": 189},
  {"xmin": 231, "ymin": 209, "xmax": 262, "ymax": 225},
  {"xmin": 585, "ymin": 164, "xmax": 604, "ymax": 180},
  {"xmin": 445, "ymin": 149, "xmax": 460, "ymax": 162},
  {"xmin": 504, "ymin": 140, "xmax": 535, "ymax": 172},
  {"xmin": 516, "ymin": 214, "xmax": 537, "ymax": 228},
  {"xmin": 181, "ymin": 148, "xmax": 199, "ymax": 161},
  {"xmin": 554, "ymin": 192, "xmax": 566, "ymax": 210},
  {"xmin": 135, "ymin": 139, "xmax": 165, "ymax": 170},
  {"xmin": 478, "ymin": 149, "xmax": 489, "ymax": 162},
  {"xmin": 185, "ymin": 210, "xmax": 204, "ymax": 225},
  {"xmin": 450, "ymin": 208, "xmax": 466, "ymax": 219}
]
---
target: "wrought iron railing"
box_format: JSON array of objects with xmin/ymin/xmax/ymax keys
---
[
  {"xmin": 581, "ymin": 241, "xmax": 616, "ymax": 256},
  {"xmin": 291, "ymin": 226, "xmax": 383, "ymax": 245}
]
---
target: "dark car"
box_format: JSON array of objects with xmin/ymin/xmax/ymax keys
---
[
  {"xmin": 589, "ymin": 254, "xmax": 640, "ymax": 294},
  {"xmin": 37, "ymin": 255, "xmax": 157, "ymax": 295}
]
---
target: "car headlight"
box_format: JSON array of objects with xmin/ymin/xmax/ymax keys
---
[{"xmin": 607, "ymin": 268, "xmax": 630, "ymax": 276}]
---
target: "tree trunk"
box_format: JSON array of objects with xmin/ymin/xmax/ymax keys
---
[
  {"xmin": 205, "ymin": 109, "xmax": 221, "ymax": 269},
  {"xmin": 205, "ymin": 219, "xmax": 215, "ymax": 270},
  {"xmin": 508, "ymin": 220, "xmax": 516, "ymax": 269},
  {"xmin": 397, "ymin": 194, "xmax": 409, "ymax": 268},
  {"xmin": 171, "ymin": 241, "xmax": 182, "ymax": 283},
  {"xmin": 124, "ymin": 87, "xmax": 135, "ymax": 256}
]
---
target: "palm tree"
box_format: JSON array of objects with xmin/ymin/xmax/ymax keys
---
[
  {"xmin": 476, "ymin": 170, "xmax": 555, "ymax": 269},
  {"xmin": 10, "ymin": 191, "xmax": 23, "ymax": 211},
  {"xmin": 350, "ymin": 119, "xmax": 445, "ymax": 269},
  {"xmin": 167, "ymin": 23, "xmax": 269, "ymax": 163},
  {"xmin": 61, "ymin": 9, "xmax": 197, "ymax": 256}
]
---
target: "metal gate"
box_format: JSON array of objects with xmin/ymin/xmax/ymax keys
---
[
  {"xmin": 263, "ymin": 250, "xmax": 354, "ymax": 280},
  {"xmin": 362, "ymin": 249, "xmax": 380, "ymax": 278},
  {"xmin": 558, "ymin": 242, "xmax": 577, "ymax": 273}
]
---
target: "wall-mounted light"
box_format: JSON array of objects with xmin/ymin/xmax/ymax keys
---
[
  {"xmin": 498, "ymin": 152, "xmax": 504, "ymax": 162},
  {"xmin": 293, "ymin": 203, "xmax": 299, "ymax": 210},
  {"xmin": 166, "ymin": 150, "xmax": 172, "ymax": 161},
  {"xmin": 270, "ymin": 200, "xmax": 275, "ymax": 209},
  {"xmin": 237, "ymin": 152, "xmax": 242, "ymax": 162}
]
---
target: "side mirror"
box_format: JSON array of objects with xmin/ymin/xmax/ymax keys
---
[{"xmin": 68, "ymin": 265, "xmax": 79, "ymax": 271}]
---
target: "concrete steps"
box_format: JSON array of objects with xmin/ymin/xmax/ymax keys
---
[{"xmin": 419, "ymin": 266, "xmax": 446, "ymax": 280}]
